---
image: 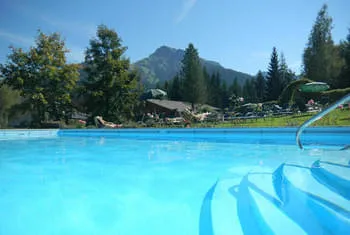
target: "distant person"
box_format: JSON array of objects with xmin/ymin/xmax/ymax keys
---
[{"xmin": 94, "ymin": 116, "xmax": 122, "ymax": 128}]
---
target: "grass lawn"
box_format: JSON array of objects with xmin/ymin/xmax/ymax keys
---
[{"xmin": 194, "ymin": 109, "xmax": 350, "ymax": 128}]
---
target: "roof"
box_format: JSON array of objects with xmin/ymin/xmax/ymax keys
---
[
  {"xmin": 199, "ymin": 104, "xmax": 221, "ymax": 111},
  {"xmin": 71, "ymin": 111, "xmax": 89, "ymax": 120},
  {"xmin": 146, "ymin": 99, "xmax": 220, "ymax": 112},
  {"xmin": 146, "ymin": 99, "xmax": 191, "ymax": 112}
]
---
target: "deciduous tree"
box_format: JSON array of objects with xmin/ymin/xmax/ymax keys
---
[
  {"xmin": 0, "ymin": 83, "xmax": 21, "ymax": 127},
  {"xmin": 0, "ymin": 31, "xmax": 79, "ymax": 125}
]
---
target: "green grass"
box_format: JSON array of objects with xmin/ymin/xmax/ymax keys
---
[
  {"xmin": 194, "ymin": 109, "xmax": 350, "ymax": 128},
  {"xmin": 59, "ymin": 109, "xmax": 350, "ymax": 129}
]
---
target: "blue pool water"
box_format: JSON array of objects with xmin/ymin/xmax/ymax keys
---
[{"xmin": 0, "ymin": 128, "xmax": 349, "ymax": 235}]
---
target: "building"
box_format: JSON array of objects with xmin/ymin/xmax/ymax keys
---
[
  {"xmin": 144, "ymin": 99, "xmax": 220, "ymax": 117},
  {"xmin": 144, "ymin": 99, "xmax": 191, "ymax": 117}
]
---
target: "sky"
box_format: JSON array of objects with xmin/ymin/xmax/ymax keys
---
[{"xmin": 0, "ymin": 0, "xmax": 349, "ymax": 75}]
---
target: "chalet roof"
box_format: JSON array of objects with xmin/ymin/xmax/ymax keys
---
[
  {"xmin": 146, "ymin": 99, "xmax": 191, "ymax": 112},
  {"xmin": 146, "ymin": 99, "xmax": 220, "ymax": 112}
]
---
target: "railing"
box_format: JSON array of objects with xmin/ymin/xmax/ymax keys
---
[{"xmin": 296, "ymin": 93, "xmax": 350, "ymax": 150}]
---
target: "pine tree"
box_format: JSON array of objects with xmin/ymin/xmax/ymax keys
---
[
  {"xmin": 255, "ymin": 70, "xmax": 266, "ymax": 102},
  {"xmin": 163, "ymin": 80, "xmax": 169, "ymax": 92},
  {"xmin": 168, "ymin": 74, "xmax": 182, "ymax": 100},
  {"xmin": 303, "ymin": 4, "xmax": 342, "ymax": 86},
  {"xmin": 266, "ymin": 47, "xmax": 282, "ymax": 101},
  {"xmin": 221, "ymin": 81, "xmax": 229, "ymax": 110},
  {"xmin": 242, "ymin": 79, "xmax": 256, "ymax": 103},
  {"xmin": 203, "ymin": 66, "xmax": 212, "ymax": 104},
  {"xmin": 229, "ymin": 77, "xmax": 242, "ymax": 97},
  {"xmin": 180, "ymin": 43, "xmax": 206, "ymax": 110},
  {"xmin": 338, "ymin": 29, "xmax": 350, "ymax": 88},
  {"xmin": 83, "ymin": 25, "xmax": 141, "ymax": 122},
  {"xmin": 203, "ymin": 66, "xmax": 210, "ymax": 87},
  {"xmin": 207, "ymin": 72, "xmax": 222, "ymax": 107},
  {"xmin": 279, "ymin": 53, "xmax": 295, "ymax": 87}
]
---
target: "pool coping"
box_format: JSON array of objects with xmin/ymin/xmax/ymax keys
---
[{"xmin": 0, "ymin": 129, "xmax": 59, "ymax": 139}]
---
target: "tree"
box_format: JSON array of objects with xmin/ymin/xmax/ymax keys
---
[
  {"xmin": 279, "ymin": 78, "xmax": 313, "ymax": 111},
  {"xmin": 221, "ymin": 81, "xmax": 229, "ymax": 110},
  {"xmin": 207, "ymin": 73, "xmax": 215, "ymax": 106},
  {"xmin": 303, "ymin": 4, "xmax": 343, "ymax": 87},
  {"xmin": 0, "ymin": 83, "xmax": 21, "ymax": 127},
  {"xmin": 168, "ymin": 74, "xmax": 182, "ymax": 100},
  {"xmin": 163, "ymin": 80, "xmax": 169, "ymax": 92},
  {"xmin": 213, "ymin": 72, "xmax": 222, "ymax": 107},
  {"xmin": 242, "ymin": 79, "xmax": 256, "ymax": 103},
  {"xmin": 338, "ymin": 29, "xmax": 350, "ymax": 88},
  {"xmin": 279, "ymin": 53, "xmax": 295, "ymax": 87},
  {"xmin": 228, "ymin": 93, "xmax": 243, "ymax": 111},
  {"xmin": 83, "ymin": 25, "xmax": 141, "ymax": 122},
  {"xmin": 228, "ymin": 77, "xmax": 242, "ymax": 97},
  {"xmin": 206, "ymin": 72, "xmax": 222, "ymax": 107},
  {"xmin": 255, "ymin": 70, "xmax": 266, "ymax": 102},
  {"xmin": 266, "ymin": 47, "xmax": 282, "ymax": 101},
  {"xmin": 0, "ymin": 31, "xmax": 79, "ymax": 125},
  {"xmin": 203, "ymin": 66, "xmax": 211, "ymax": 101},
  {"xmin": 180, "ymin": 43, "xmax": 206, "ymax": 110}
]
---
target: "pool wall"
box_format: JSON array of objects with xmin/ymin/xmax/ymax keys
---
[
  {"xmin": 58, "ymin": 127, "xmax": 350, "ymax": 147},
  {"xmin": 1, "ymin": 128, "xmax": 349, "ymax": 147}
]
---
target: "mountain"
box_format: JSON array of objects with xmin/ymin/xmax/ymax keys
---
[{"xmin": 133, "ymin": 46, "xmax": 253, "ymax": 88}]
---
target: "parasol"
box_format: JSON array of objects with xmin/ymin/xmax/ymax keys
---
[{"xmin": 299, "ymin": 82, "xmax": 329, "ymax": 93}]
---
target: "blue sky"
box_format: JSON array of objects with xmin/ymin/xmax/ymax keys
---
[{"xmin": 0, "ymin": 0, "xmax": 349, "ymax": 75}]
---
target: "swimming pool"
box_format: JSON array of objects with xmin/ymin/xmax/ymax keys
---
[{"xmin": 0, "ymin": 128, "xmax": 349, "ymax": 235}]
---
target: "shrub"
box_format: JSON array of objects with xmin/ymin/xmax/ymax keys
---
[{"xmin": 320, "ymin": 87, "xmax": 350, "ymax": 103}]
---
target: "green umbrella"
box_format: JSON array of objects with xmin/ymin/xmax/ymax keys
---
[{"xmin": 299, "ymin": 82, "xmax": 329, "ymax": 93}]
